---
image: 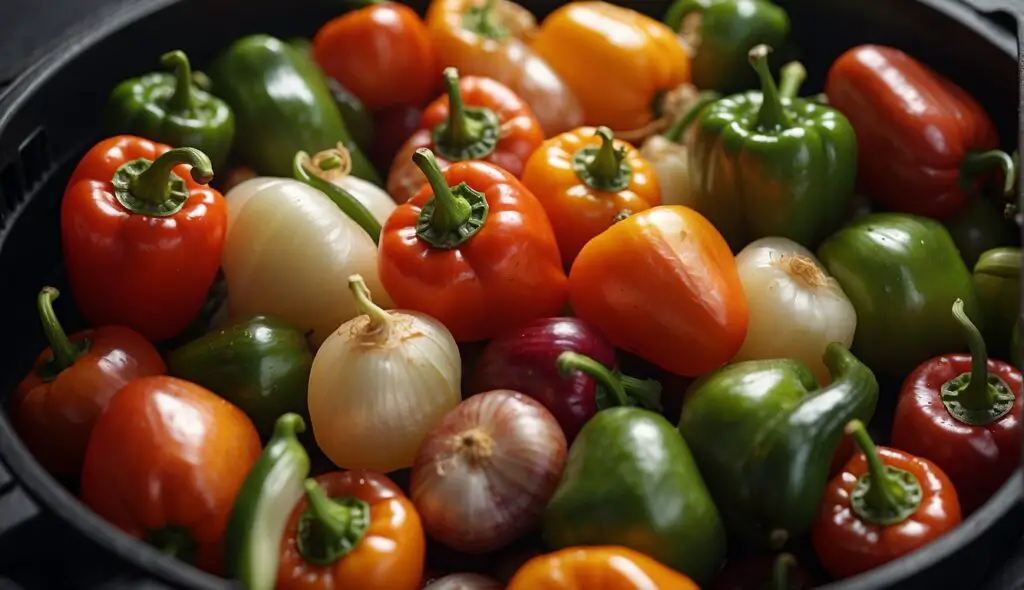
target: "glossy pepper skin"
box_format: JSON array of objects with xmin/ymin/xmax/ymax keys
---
[
  {"xmin": 688, "ymin": 45, "xmax": 856, "ymax": 251},
  {"xmin": 80, "ymin": 376, "xmax": 262, "ymax": 574},
  {"xmin": 13, "ymin": 288, "xmax": 165, "ymax": 476},
  {"xmin": 379, "ymin": 149, "xmax": 567, "ymax": 343},
  {"xmin": 569, "ymin": 205, "xmax": 748, "ymax": 377},
  {"xmin": 277, "ymin": 471, "xmax": 425, "ymax": 590},
  {"xmin": 531, "ymin": 1, "xmax": 691, "ymax": 137},
  {"xmin": 891, "ymin": 299, "xmax": 1022, "ymax": 512},
  {"xmin": 944, "ymin": 197, "xmax": 1016, "ymax": 270},
  {"xmin": 507, "ymin": 546, "xmax": 700, "ymax": 590},
  {"xmin": 312, "ymin": 1, "xmax": 438, "ymax": 113},
  {"xmin": 825, "ymin": 45, "xmax": 1015, "ymax": 220},
  {"xmin": 167, "ymin": 315, "xmax": 314, "ymax": 440},
  {"xmin": 387, "ymin": 67, "xmax": 543, "ymax": 204},
  {"xmin": 61, "ymin": 136, "xmax": 226, "ymax": 343},
  {"xmin": 521, "ymin": 126, "xmax": 660, "ymax": 265},
  {"xmin": 679, "ymin": 343, "xmax": 879, "ymax": 548},
  {"xmin": 973, "ymin": 247, "xmax": 1021, "ymax": 361},
  {"xmin": 104, "ymin": 51, "xmax": 235, "ymax": 171},
  {"xmin": 208, "ymin": 35, "xmax": 380, "ymax": 184},
  {"xmin": 664, "ymin": 0, "xmax": 790, "ymax": 94},
  {"xmin": 812, "ymin": 421, "xmax": 961, "ymax": 579},
  {"xmin": 817, "ymin": 213, "xmax": 981, "ymax": 379}
]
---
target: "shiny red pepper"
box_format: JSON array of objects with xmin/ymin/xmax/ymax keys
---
[
  {"xmin": 825, "ymin": 45, "xmax": 1015, "ymax": 220},
  {"xmin": 891, "ymin": 298, "xmax": 1022, "ymax": 512}
]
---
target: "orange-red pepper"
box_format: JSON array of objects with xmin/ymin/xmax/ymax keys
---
[
  {"xmin": 379, "ymin": 148, "xmax": 567, "ymax": 343},
  {"xmin": 521, "ymin": 126, "xmax": 660, "ymax": 265},
  {"xmin": 506, "ymin": 546, "xmax": 699, "ymax": 590},
  {"xmin": 387, "ymin": 67, "xmax": 543, "ymax": 204},
  {"xmin": 277, "ymin": 471, "xmax": 425, "ymax": 590}
]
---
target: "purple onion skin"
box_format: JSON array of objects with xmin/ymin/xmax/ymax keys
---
[{"xmin": 468, "ymin": 317, "xmax": 616, "ymax": 441}]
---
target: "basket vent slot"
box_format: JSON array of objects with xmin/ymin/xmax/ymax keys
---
[
  {"xmin": 18, "ymin": 129, "xmax": 50, "ymax": 191},
  {"xmin": 0, "ymin": 161, "xmax": 23, "ymax": 223}
]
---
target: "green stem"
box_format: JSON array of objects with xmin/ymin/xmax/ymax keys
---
[
  {"xmin": 296, "ymin": 479, "xmax": 370, "ymax": 566},
  {"xmin": 940, "ymin": 299, "xmax": 1015, "ymax": 425},
  {"xmin": 777, "ymin": 61, "xmax": 807, "ymax": 101},
  {"xmin": 619, "ymin": 374, "xmax": 663, "ymax": 411},
  {"xmin": 129, "ymin": 148, "xmax": 213, "ymax": 205},
  {"xmin": 772, "ymin": 554, "xmax": 796, "ymax": 590},
  {"xmin": 953, "ymin": 298, "xmax": 991, "ymax": 409},
  {"xmin": 348, "ymin": 274, "xmax": 391, "ymax": 333},
  {"xmin": 37, "ymin": 287, "xmax": 81, "ymax": 372},
  {"xmin": 962, "ymin": 149, "xmax": 1017, "ymax": 197},
  {"xmin": 849, "ymin": 420, "xmax": 905, "ymax": 508},
  {"xmin": 319, "ymin": 155, "xmax": 343, "ymax": 171},
  {"xmin": 145, "ymin": 526, "xmax": 197, "ymax": 564},
  {"xmin": 415, "ymin": 148, "xmax": 471, "ymax": 234},
  {"xmin": 662, "ymin": 92, "xmax": 720, "ymax": 143},
  {"xmin": 462, "ymin": 0, "xmax": 508, "ymax": 40},
  {"xmin": 432, "ymin": 68, "xmax": 500, "ymax": 161},
  {"xmin": 160, "ymin": 50, "xmax": 194, "ymax": 113},
  {"xmin": 442, "ymin": 68, "xmax": 472, "ymax": 150},
  {"xmin": 749, "ymin": 44, "xmax": 792, "ymax": 130},
  {"xmin": 586, "ymin": 127, "xmax": 624, "ymax": 184},
  {"xmin": 846, "ymin": 420, "xmax": 922, "ymax": 526},
  {"xmin": 292, "ymin": 150, "xmax": 381, "ymax": 244},
  {"xmin": 556, "ymin": 351, "xmax": 630, "ymax": 407}
]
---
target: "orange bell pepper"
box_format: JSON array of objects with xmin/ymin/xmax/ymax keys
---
[
  {"xmin": 507, "ymin": 546, "xmax": 700, "ymax": 590},
  {"xmin": 277, "ymin": 471, "xmax": 425, "ymax": 590},
  {"xmin": 521, "ymin": 126, "xmax": 660, "ymax": 265},
  {"xmin": 387, "ymin": 67, "xmax": 543, "ymax": 204},
  {"xmin": 531, "ymin": 1, "xmax": 691, "ymax": 139},
  {"xmin": 425, "ymin": 0, "xmax": 583, "ymax": 136},
  {"xmin": 569, "ymin": 206, "xmax": 748, "ymax": 377}
]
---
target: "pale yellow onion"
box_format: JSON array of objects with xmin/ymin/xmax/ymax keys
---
[
  {"xmin": 734, "ymin": 237, "xmax": 857, "ymax": 383},
  {"xmin": 222, "ymin": 177, "xmax": 391, "ymax": 348},
  {"xmin": 640, "ymin": 135, "xmax": 693, "ymax": 207},
  {"xmin": 308, "ymin": 275, "xmax": 461, "ymax": 473},
  {"xmin": 303, "ymin": 145, "xmax": 397, "ymax": 226}
]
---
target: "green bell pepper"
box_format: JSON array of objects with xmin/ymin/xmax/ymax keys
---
[
  {"xmin": 1013, "ymin": 319, "xmax": 1021, "ymax": 369},
  {"xmin": 167, "ymin": 315, "xmax": 313, "ymax": 438},
  {"xmin": 664, "ymin": 0, "xmax": 790, "ymax": 94},
  {"xmin": 543, "ymin": 353, "xmax": 726, "ymax": 587},
  {"xmin": 678, "ymin": 343, "xmax": 878, "ymax": 549},
  {"xmin": 944, "ymin": 197, "xmax": 1016, "ymax": 269},
  {"xmin": 818, "ymin": 213, "xmax": 981, "ymax": 379},
  {"xmin": 104, "ymin": 50, "xmax": 235, "ymax": 171},
  {"xmin": 688, "ymin": 44, "xmax": 857, "ymax": 251},
  {"xmin": 208, "ymin": 34, "xmax": 380, "ymax": 184},
  {"xmin": 973, "ymin": 247, "xmax": 1021, "ymax": 362}
]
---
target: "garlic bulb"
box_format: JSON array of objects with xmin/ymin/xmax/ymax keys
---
[{"xmin": 734, "ymin": 237, "xmax": 857, "ymax": 383}]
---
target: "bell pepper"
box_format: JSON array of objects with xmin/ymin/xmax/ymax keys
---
[
  {"xmin": 825, "ymin": 45, "xmax": 1015, "ymax": 220},
  {"xmin": 973, "ymin": 247, "xmax": 1021, "ymax": 361},
  {"xmin": 370, "ymin": 105, "xmax": 422, "ymax": 176},
  {"xmin": 507, "ymin": 546, "xmax": 700, "ymax": 590},
  {"xmin": 891, "ymin": 299, "xmax": 1022, "ymax": 512},
  {"xmin": 531, "ymin": 1, "xmax": 691, "ymax": 139},
  {"xmin": 568, "ymin": 205, "xmax": 748, "ymax": 377},
  {"xmin": 61, "ymin": 136, "xmax": 226, "ymax": 342},
  {"xmin": 817, "ymin": 213, "xmax": 981, "ymax": 379},
  {"xmin": 80, "ymin": 376, "xmax": 262, "ymax": 574},
  {"xmin": 12, "ymin": 287, "xmax": 165, "ymax": 476},
  {"xmin": 312, "ymin": 0, "xmax": 439, "ymax": 113},
  {"xmin": 664, "ymin": 0, "xmax": 790, "ymax": 94},
  {"xmin": 276, "ymin": 471, "xmax": 425, "ymax": 590},
  {"xmin": 944, "ymin": 197, "xmax": 1016, "ymax": 270},
  {"xmin": 544, "ymin": 356, "xmax": 726, "ymax": 587},
  {"xmin": 379, "ymin": 148, "xmax": 567, "ymax": 343},
  {"xmin": 424, "ymin": 0, "xmax": 583, "ymax": 137},
  {"xmin": 167, "ymin": 315, "xmax": 314, "ymax": 440},
  {"xmin": 711, "ymin": 553, "xmax": 815, "ymax": 590},
  {"xmin": 521, "ymin": 126, "xmax": 660, "ymax": 265},
  {"xmin": 103, "ymin": 50, "xmax": 235, "ymax": 171},
  {"xmin": 678, "ymin": 343, "xmax": 879, "ymax": 548},
  {"xmin": 386, "ymin": 67, "xmax": 543, "ymax": 204},
  {"xmin": 688, "ymin": 45, "xmax": 857, "ymax": 251},
  {"xmin": 812, "ymin": 421, "xmax": 962, "ymax": 579},
  {"xmin": 208, "ymin": 34, "xmax": 380, "ymax": 184}
]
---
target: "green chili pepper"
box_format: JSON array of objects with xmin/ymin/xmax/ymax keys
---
[
  {"xmin": 103, "ymin": 50, "xmax": 235, "ymax": 171},
  {"xmin": 678, "ymin": 342, "xmax": 878, "ymax": 549},
  {"xmin": 973, "ymin": 247, "xmax": 1021, "ymax": 362},
  {"xmin": 688, "ymin": 44, "xmax": 857, "ymax": 251}
]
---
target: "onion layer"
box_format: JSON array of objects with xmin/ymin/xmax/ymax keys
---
[{"xmin": 422, "ymin": 573, "xmax": 503, "ymax": 590}]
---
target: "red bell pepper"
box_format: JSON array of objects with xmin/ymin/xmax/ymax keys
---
[
  {"xmin": 825, "ymin": 45, "xmax": 1015, "ymax": 220},
  {"xmin": 891, "ymin": 298, "xmax": 1022, "ymax": 512},
  {"xmin": 61, "ymin": 135, "xmax": 226, "ymax": 342}
]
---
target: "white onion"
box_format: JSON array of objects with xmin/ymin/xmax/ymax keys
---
[
  {"xmin": 423, "ymin": 573, "xmax": 504, "ymax": 590},
  {"xmin": 308, "ymin": 275, "xmax": 460, "ymax": 473},
  {"xmin": 331, "ymin": 174, "xmax": 397, "ymax": 227},
  {"xmin": 411, "ymin": 390, "xmax": 567, "ymax": 554},
  {"xmin": 640, "ymin": 135, "xmax": 694, "ymax": 207},
  {"xmin": 734, "ymin": 237, "xmax": 857, "ymax": 383}
]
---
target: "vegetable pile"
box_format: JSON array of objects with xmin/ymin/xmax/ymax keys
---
[{"xmin": 9, "ymin": 0, "xmax": 1022, "ymax": 588}]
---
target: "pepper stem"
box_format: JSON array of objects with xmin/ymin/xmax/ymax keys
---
[
  {"xmin": 128, "ymin": 148, "xmax": 213, "ymax": 206},
  {"xmin": 961, "ymin": 150, "xmax": 1017, "ymax": 197},
  {"xmin": 348, "ymin": 274, "xmax": 391, "ymax": 334},
  {"xmin": 293, "ymin": 149, "xmax": 381, "ymax": 244},
  {"xmin": 772, "ymin": 554, "xmax": 796, "ymax": 590},
  {"xmin": 431, "ymin": 68, "xmax": 501, "ymax": 162},
  {"xmin": 413, "ymin": 148, "xmax": 489, "ymax": 249},
  {"xmin": 556, "ymin": 352, "xmax": 630, "ymax": 408},
  {"xmin": 416, "ymin": 149, "xmax": 470, "ymax": 233},
  {"xmin": 160, "ymin": 50, "xmax": 195, "ymax": 113},
  {"xmin": 463, "ymin": 0, "xmax": 508, "ymax": 40},
  {"xmin": 619, "ymin": 374, "xmax": 663, "ymax": 411},
  {"xmin": 36, "ymin": 287, "xmax": 87, "ymax": 378},
  {"xmin": 443, "ymin": 68, "xmax": 471, "ymax": 148},
  {"xmin": 777, "ymin": 61, "xmax": 807, "ymax": 101},
  {"xmin": 941, "ymin": 298, "xmax": 1016, "ymax": 425},
  {"xmin": 296, "ymin": 479, "xmax": 371, "ymax": 566},
  {"xmin": 846, "ymin": 420, "xmax": 923, "ymax": 526},
  {"xmin": 662, "ymin": 91, "xmax": 720, "ymax": 143},
  {"xmin": 572, "ymin": 127, "xmax": 633, "ymax": 192},
  {"xmin": 749, "ymin": 45, "xmax": 792, "ymax": 130}
]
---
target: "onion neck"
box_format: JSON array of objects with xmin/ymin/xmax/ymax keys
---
[
  {"xmin": 36, "ymin": 287, "xmax": 89, "ymax": 381},
  {"xmin": 941, "ymin": 298, "xmax": 1015, "ymax": 425},
  {"xmin": 749, "ymin": 44, "xmax": 792, "ymax": 131},
  {"xmin": 846, "ymin": 420, "xmax": 922, "ymax": 526},
  {"xmin": 348, "ymin": 274, "xmax": 392, "ymax": 338},
  {"xmin": 661, "ymin": 91, "xmax": 720, "ymax": 143},
  {"xmin": 296, "ymin": 479, "xmax": 371, "ymax": 566}
]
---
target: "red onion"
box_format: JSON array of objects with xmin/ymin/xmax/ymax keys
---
[
  {"xmin": 411, "ymin": 390, "xmax": 567, "ymax": 554},
  {"xmin": 423, "ymin": 573, "xmax": 504, "ymax": 590}
]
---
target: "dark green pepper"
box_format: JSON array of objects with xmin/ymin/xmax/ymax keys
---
[
  {"xmin": 104, "ymin": 50, "xmax": 235, "ymax": 171},
  {"xmin": 944, "ymin": 197, "xmax": 1016, "ymax": 269},
  {"xmin": 1013, "ymin": 319, "xmax": 1021, "ymax": 369},
  {"xmin": 664, "ymin": 0, "xmax": 790, "ymax": 94},
  {"xmin": 167, "ymin": 315, "xmax": 313, "ymax": 438},
  {"xmin": 973, "ymin": 247, "xmax": 1021, "ymax": 362},
  {"xmin": 818, "ymin": 213, "xmax": 981, "ymax": 379},
  {"xmin": 543, "ymin": 352, "xmax": 726, "ymax": 586},
  {"xmin": 208, "ymin": 35, "xmax": 380, "ymax": 185},
  {"xmin": 678, "ymin": 343, "xmax": 878, "ymax": 549},
  {"xmin": 688, "ymin": 45, "xmax": 857, "ymax": 251}
]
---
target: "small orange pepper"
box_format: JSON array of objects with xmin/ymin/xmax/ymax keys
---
[{"xmin": 507, "ymin": 546, "xmax": 700, "ymax": 590}]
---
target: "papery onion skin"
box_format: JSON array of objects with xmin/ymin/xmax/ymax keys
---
[
  {"xmin": 411, "ymin": 390, "xmax": 567, "ymax": 554},
  {"xmin": 733, "ymin": 237, "xmax": 857, "ymax": 383},
  {"xmin": 422, "ymin": 573, "xmax": 504, "ymax": 590},
  {"xmin": 641, "ymin": 135, "xmax": 694, "ymax": 207}
]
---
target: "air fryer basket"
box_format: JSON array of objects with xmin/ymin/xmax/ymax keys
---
[{"xmin": 0, "ymin": 0, "xmax": 1021, "ymax": 588}]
